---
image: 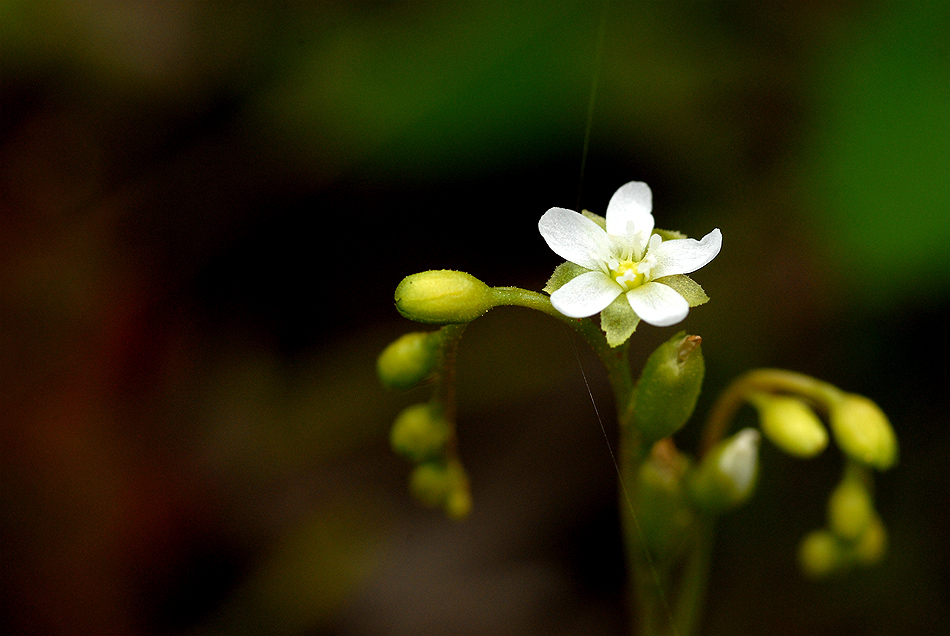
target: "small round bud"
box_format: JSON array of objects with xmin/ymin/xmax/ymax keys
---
[
  {"xmin": 799, "ymin": 530, "xmax": 844, "ymax": 578},
  {"xmin": 689, "ymin": 428, "xmax": 760, "ymax": 514},
  {"xmin": 851, "ymin": 514, "xmax": 887, "ymax": 565},
  {"xmin": 750, "ymin": 393, "xmax": 828, "ymax": 458},
  {"xmin": 390, "ymin": 403, "xmax": 451, "ymax": 463},
  {"xmin": 445, "ymin": 485, "xmax": 473, "ymax": 520},
  {"xmin": 409, "ymin": 461, "xmax": 454, "ymax": 507},
  {"xmin": 629, "ymin": 332, "xmax": 704, "ymax": 441},
  {"xmin": 827, "ymin": 477, "xmax": 874, "ymax": 542},
  {"xmin": 829, "ymin": 394, "xmax": 898, "ymax": 470},
  {"xmin": 408, "ymin": 458, "xmax": 471, "ymax": 519},
  {"xmin": 394, "ymin": 270, "xmax": 496, "ymax": 324},
  {"xmin": 378, "ymin": 332, "xmax": 439, "ymax": 390}
]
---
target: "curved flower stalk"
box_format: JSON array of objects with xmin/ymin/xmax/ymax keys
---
[{"xmin": 539, "ymin": 181, "xmax": 721, "ymax": 346}]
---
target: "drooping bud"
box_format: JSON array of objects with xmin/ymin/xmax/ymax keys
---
[
  {"xmin": 409, "ymin": 458, "xmax": 471, "ymax": 519},
  {"xmin": 851, "ymin": 514, "xmax": 887, "ymax": 565},
  {"xmin": 749, "ymin": 393, "xmax": 828, "ymax": 458},
  {"xmin": 628, "ymin": 332, "xmax": 705, "ymax": 441},
  {"xmin": 798, "ymin": 530, "xmax": 845, "ymax": 578},
  {"xmin": 827, "ymin": 475, "xmax": 874, "ymax": 542},
  {"xmin": 828, "ymin": 394, "xmax": 898, "ymax": 470},
  {"xmin": 394, "ymin": 270, "xmax": 496, "ymax": 324},
  {"xmin": 689, "ymin": 428, "xmax": 760, "ymax": 514},
  {"xmin": 390, "ymin": 403, "xmax": 451, "ymax": 463},
  {"xmin": 378, "ymin": 331, "xmax": 440, "ymax": 390}
]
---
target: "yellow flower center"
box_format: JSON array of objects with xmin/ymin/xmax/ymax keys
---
[{"xmin": 612, "ymin": 260, "xmax": 646, "ymax": 290}]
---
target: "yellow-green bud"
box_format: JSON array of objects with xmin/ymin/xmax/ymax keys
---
[
  {"xmin": 689, "ymin": 428, "xmax": 760, "ymax": 515},
  {"xmin": 378, "ymin": 332, "xmax": 439, "ymax": 390},
  {"xmin": 409, "ymin": 461, "xmax": 454, "ymax": 507},
  {"xmin": 750, "ymin": 393, "xmax": 828, "ymax": 458},
  {"xmin": 394, "ymin": 270, "xmax": 496, "ymax": 324},
  {"xmin": 799, "ymin": 530, "xmax": 845, "ymax": 578},
  {"xmin": 628, "ymin": 332, "xmax": 704, "ymax": 441},
  {"xmin": 827, "ymin": 476, "xmax": 874, "ymax": 542},
  {"xmin": 409, "ymin": 458, "xmax": 471, "ymax": 519},
  {"xmin": 828, "ymin": 394, "xmax": 898, "ymax": 470},
  {"xmin": 851, "ymin": 514, "xmax": 887, "ymax": 565},
  {"xmin": 390, "ymin": 403, "xmax": 451, "ymax": 463}
]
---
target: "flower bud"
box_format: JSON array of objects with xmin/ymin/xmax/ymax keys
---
[
  {"xmin": 628, "ymin": 332, "xmax": 704, "ymax": 441},
  {"xmin": 827, "ymin": 476, "xmax": 874, "ymax": 542},
  {"xmin": 378, "ymin": 332, "xmax": 439, "ymax": 390},
  {"xmin": 409, "ymin": 458, "xmax": 471, "ymax": 519},
  {"xmin": 851, "ymin": 514, "xmax": 887, "ymax": 565},
  {"xmin": 828, "ymin": 394, "xmax": 897, "ymax": 470},
  {"xmin": 390, "ymin": 403, "xmax": 451, "ymax": 463},
  {"xmin": 689, "ymin": 428, "xmax": 760, "ymax": 514},
  {"xmin": 798, "ymin": 530, "xmax": 845, "ymax": 578},
  {"xmin": 394, "ymin": 270, "xmax": 496, "ymax": 324},
  {"xmin": 633, "ymin": 440, "xmax": 695, "ymax": 562},
  {"xmin": 750, "ymin": 393, "xmax": 828, "ymax": 458}
]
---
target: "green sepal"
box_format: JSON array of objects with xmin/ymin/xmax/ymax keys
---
[
  {"xmin": 654, "ymin": 228, "xmax": 687, "ymax": 241},
  {"xmin": 581, "ymin": 210, "xmax": 607, "ymax": 229},
  {"xmin": 601, "ymin": 294, "xmax": 641, "ymax": 347},
  {"xmin": 654, "ymin": 274, "xmax": 709, "ymax": 307},
  {"xmin": 543, "ymin": 261, "xmax": 589, "ymax": 294}
]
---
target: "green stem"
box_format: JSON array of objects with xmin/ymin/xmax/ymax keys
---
[
  {"xmin": 700, "ymin": 368, "xmax": 843, "ymax": 456},
  {"xmin": 673, "ymin": 517, "xmax": 715, "ymax": 636}
]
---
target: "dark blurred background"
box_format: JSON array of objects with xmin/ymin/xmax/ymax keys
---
[{"xmin": 1, "ymin": 1, "xmax": 947, "ymax": 634}]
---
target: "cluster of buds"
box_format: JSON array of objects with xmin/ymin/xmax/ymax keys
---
[
  {"xmin": 798, "ymin": 467, "xmax": 887, "ymax": 577},
  {"xmin": 700, "ymin": 369, "xmax": 897, "ymax": 575},
  {"xmin": 377, "ymin": 270, "xmax": 496, "ymax": 520}
]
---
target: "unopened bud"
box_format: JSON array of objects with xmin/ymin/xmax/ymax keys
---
[
  {"xmin": 689, "ymin": 428, "xmax": 760, "ymax": 514},
  {"xmin": 633, "ymin": 440, "xmax": 695, "ymax": 561},
  {"xmin": 378, "ymin": 332, "xmax": 439, "ymax": 390},
  {"xmin": 799, "ymin": 530, "xmax": 845, "ymax": 578},
  {"xmin": 829, "ymin": 394, "xmax": 897, "ymax": 470},
  {"xmin": 628, "ymin": 332, "xmax": 704, "ymax": 441},
  {"xmin": 750, "ymin": 393, "xmax": 828, "ymax": 458},
  {"xmin": 827, "ymin": 476, "xmax": 874, "ymax": 542},
  {"xmin": 409, "ymin": 458, "xmax": 471, "ymax": 519},
  {"xmin": 390, "ymin": 403, "xmax": 451, "ymax": 463},
  {"xmin": 394, "ymin": 270, "xmax": 495, "ymax": 324},
  {"xmin": 851, "ymin": 514, "xmax": 887, "ymax": 565}
]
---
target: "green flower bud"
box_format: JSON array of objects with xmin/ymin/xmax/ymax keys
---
[
  {"xmin": 851, "ymin": 514, "xmax": 887, "ymax": 565},
  {"xmin": 828, "ymin": 394, "xmax": 898, "ymax": 470},
  {"xmin": 827, "ymin": 476, "xmax": 874, "ymax": 542},
  {"xmin": 390, "ymin": 403, "xmax": 451, "ymax": 463},
  {"xmin": 409, "ymin": 461, "xmax": 454, "ymax": 507},
  {"xmin": 409, "ymin": 458, "xmax": 471, "ymax": 519},
  {"xmin": 394, "ymin": 270, "xmax": 496, "ymax": 324},
  {"xmin": 633, "ymin": 440, "xmax": 695, "ymax": 562},
  {"xmin": 799, "ymin": 530, "xmax": 845, "ymax": 578},
  {"xmin": 689, "ymin": 428, "xmax": 760, "ymax": 514},
  {"xmin": 378, "ymin": 332, "xmax": 440, "ymax": 390},
  {"xmin": 628, "ymin": 332, "xmax": 704, "ymax": 441},
  {"xmin": 750, "ymin": 393, "xmax": 828, "ymax": 458}
]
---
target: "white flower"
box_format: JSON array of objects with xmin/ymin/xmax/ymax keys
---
[{"xmin": 538, "ymin": 181, "xmax": 722, "ymax": 327}]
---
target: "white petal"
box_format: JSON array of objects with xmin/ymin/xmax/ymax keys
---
[
  {"xmin": 625, "ymin": 282, "xmax": 690, "ymax": 326},
  {"xmin": 539, "ymin": 207, "xmax": 610, "ymax": 271},
  {"xmin": 550, "ymin": 271, "xmax": 622, "ymax": 318},
  {"xmin": 606, "ymin": 181, "xmax": 654, "ymax": 237},
  {"xmin": 650, "ymin": 228, "xmax": 722, "ymax": 279}
]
